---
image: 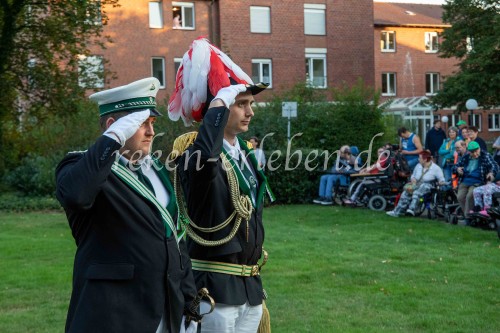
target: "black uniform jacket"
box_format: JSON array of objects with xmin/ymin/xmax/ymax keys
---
[
  {"xmin": 177, "ymin": 106, "xmax": 265, "ymax": 306},
  {"xmin": 56, "ymin": 136, "xmax": 197, "ymax": 333}
]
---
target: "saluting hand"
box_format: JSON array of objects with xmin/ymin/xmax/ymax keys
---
[
  {"xmin": 103, "ymin": 110, "xmax": 150, "ymax": 146},
  {"xmin": 212, "ymin": 84, "xmax": 247, "ymax": 108}
]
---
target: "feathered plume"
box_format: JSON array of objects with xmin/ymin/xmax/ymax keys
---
[{"xmin": 168, "ymin": 37, "xmax": 254, "ymax": 126}]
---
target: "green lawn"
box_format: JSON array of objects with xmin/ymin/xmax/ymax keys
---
[{"xmin": 1, "ymin": 206, "xmax": 499, "ymax": 332}]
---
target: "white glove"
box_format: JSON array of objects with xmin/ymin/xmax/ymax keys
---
[
  {"xmin": 213, "ymin": 84, "xmax": 247, "ymax": 108},
  {"xmin": 179, "ymin": 316, "xmax": 198, "ymax": 333},
  {"xmin": 103, "ymin": 110, "xmax": 150, "ymax": 146}
]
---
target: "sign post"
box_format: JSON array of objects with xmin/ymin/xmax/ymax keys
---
[{"xmin": 282, "ymin": 101, "xmax": 297, "ymax": 144}]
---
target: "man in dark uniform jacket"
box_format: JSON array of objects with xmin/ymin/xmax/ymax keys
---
[
  {"xmin": 168, "ymin": 38, "xmax": 274, "ymax": 332},
  {"xmin": 56, "ymin": 77, "xmax": 199, "ymax": 333}
]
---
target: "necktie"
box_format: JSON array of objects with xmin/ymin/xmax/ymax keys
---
[
  {"xmin": 133, "ymin": 164, "xmax": 156, "ymax": 195},
  {"xmin": 240, "ymin": 157, "xmax": 258, "ymax": 200}
]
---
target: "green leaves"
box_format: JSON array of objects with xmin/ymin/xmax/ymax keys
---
[{"xmin": 432, "ymin": 0, "xmax": 500, "ymax": 110}]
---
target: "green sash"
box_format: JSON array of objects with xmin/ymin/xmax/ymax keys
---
[
  {"xmin": 222, "ymin": 138, "xmax": 275, "ymax": 208},
  {"xmin": 111, "ymin": 159, "xmax": 180, "ymax": 244}
]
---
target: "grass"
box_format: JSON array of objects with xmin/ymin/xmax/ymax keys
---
[{"xmin": 0, "ymin": 206, "xmax": 499, "ymax": 332}]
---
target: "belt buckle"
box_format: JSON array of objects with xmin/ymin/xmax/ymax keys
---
[{"xmin": 250, "ymin": 265, "xmax": 259, "ymax": 276}]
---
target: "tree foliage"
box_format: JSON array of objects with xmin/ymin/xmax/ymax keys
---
[
  {"xmin": 0, "ymin": 0, "xmax": 119, "ymax": 170},
  {"xmin": 432, "ymin": 0, "xmax": 500, "ymax": 111}
]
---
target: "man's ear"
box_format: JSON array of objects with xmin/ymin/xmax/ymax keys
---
[{"xmin": 105, "ymin": 117, "xmax": 116, "ymax": 130}]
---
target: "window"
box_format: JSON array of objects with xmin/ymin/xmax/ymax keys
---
[
  {"xmin": 425, "ymin": 32, "xmax": 439, "ymax": 53},
  {"xmin": 78, "ymin": 55, "xmax": 104, "ymax": 88},
  {"xmin": 305, "ymin": 48, "xmax": 327, "ymax": 88},
  {"xmin": 304, "ymin": 4, "xmax": 325, "ymax": 35},
  {"xmin": 381, "ymin": 31, "xmax": 396, "ymax": 52},
  {"xmin": 488, "ymin": 114, "xmax": 500, "ymax": 131},
  {"xmin": 381, "ymin": 73, "xmax": 396, "ymax": 96},
  {"xmin": 250, "ymin": 6, "xmax": 270, "ymax": 33},
  {"xmin": 85, "ymin": 0, "xmax": 102, "ymax": 25},
  {"xmin": 149, "ymin": 1, "xmax": 163, "ymax": 29},
  {"xmin": 174, "ymin": 58, "xmax": 182, "ymax": 79},
  {"xmin": 468, "ymin": 114, "xmax": 481, "ymax": 131},
  {"xmin": 152, "ymin": 57, "xmax": 165, "ymax": 88},
  {"xmin": 466, "ymin": 36, "xmax": 474, "ymax": 53},
  {"xmin": 425, "ymin": 73, "xmax": 440, "ymax": 96},
  {"xmin": 251, "ymin": 59, "xmax": 272, "ymax": 87},
  {"xmin": 451, "ymin": 115, "xmax": 462, "ymax": 127},
  {"xmin": 172, "ymin": 2, "xmax": 195, "ymax": 29}
]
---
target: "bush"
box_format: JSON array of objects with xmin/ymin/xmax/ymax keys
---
[
  {"xmin": 3, "ymin": 153, "xmax": 61, "ymax": 196},
  {"xmin": 247, "ymin": 80, "xmax": 389, "ymax": 204},
  {"xmin": 0, "ymin": 193, "xmax": 62, "ymax": 212}
]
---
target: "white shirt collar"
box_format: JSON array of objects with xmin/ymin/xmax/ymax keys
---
[{"xmin": 223, "ymin": 138, "xmax": 242, "ymax": 160}]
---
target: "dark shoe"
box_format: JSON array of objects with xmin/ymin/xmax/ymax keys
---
[
  {"xmin": 313, "ymin": 197, "xmax": 325, "ymax": 204},
  {"xmin": 320, "ymin": 198, "xmax": 334, "ymax": 205}
]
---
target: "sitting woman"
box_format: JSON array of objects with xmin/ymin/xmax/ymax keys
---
[
  {"xmin": 386, "ymin": 150, "xmax": 445, "ymax": 217},
  {"xmin": 471, "ymin": 172, "xmax": 500, "ymax": 217},
  {"xmin": 343, "ymin": 147, "xmax": 391, "ymax": 205},
  {"xmin": 313, "ymin": 145, "xmax": 356, "ymax": 205}
]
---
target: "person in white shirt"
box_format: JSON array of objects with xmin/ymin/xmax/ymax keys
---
[{"xmin": 387, "ymin": 150, "xmax": 445, "ymax": 217}]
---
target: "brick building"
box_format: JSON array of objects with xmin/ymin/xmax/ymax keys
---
[
  {"xmin": 374, "ymin": 2, "xmax": 499, "ymax": 142},
  {"xmin": 86, "ymin": 0, "xmax": 374, "ymax": 103},
  {"xmin": 84, "ymin": 0, "xmax": 498, "ymax": 141}
]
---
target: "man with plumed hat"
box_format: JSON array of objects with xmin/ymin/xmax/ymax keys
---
[
  {"xmin": 56, "ymin": 77, "xmax": 200, "ymax": 333},
  {"xmin": 169, "ymin": 37, "xmax": 275, "ymax": 333}
]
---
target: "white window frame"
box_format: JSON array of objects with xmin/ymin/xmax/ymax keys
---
[
  {"xmin": 451, "ymin": 115, "xmax": 462, "ymax": 128},
  {"xmin": 78, "ymin": 55, "xmax": 104, "ymax": 89},
  {"xmin": 381, "ymin": 72, "xmax": 396, "ymax": 96},
  {"xmin": 251, "ymin": 59, "xmax": 272, "ymax": 88},
  {"xmin": 151, "ymin": 57, "xmax": 165, "ymax": 89},
  {"xmin": 425, "ymin": 31, "xmax": 439, "ymax": 53},
  {"xmin": 488, "ymin": 114, "xmax": 500, "ymax": 131},
  {"xmin": 381, "ymin": 31, "xmax": 396, "ymax": 52},
  {"xmin": 172, "ymin": 1, "xmax": 195, "ymax": 30},
  {"xmin": 468, "ymin": 114, "xmax": 482, "ymax": 131},
  {"xmin": 174, "ymin": 57, "xmax": 182, "ymax": 79},
  {"xmin": 149, "ymin": 1, "xmax": 163, "ymax": 29},
  {"xmin": 425, "ymin": 72, "xmax": 440, "ymax": 96},
  {"xmin": 304, "ymin": 4, "xmax": 326, "ymax": 36},
  {"xmin": 250, "ymin": 6, "xmax": 271, "ymax": 33},
  {"xmin": 305, "ymin": 48, "xmax": 327, "ymax": 89}
]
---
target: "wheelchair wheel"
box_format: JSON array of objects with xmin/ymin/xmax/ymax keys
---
[
  {"xmin": 368, "ymin": 195, "xmax": 387, "ymax": 211},
  {"xmin": 413, "ymin": 199, "xmax": 425, "ymax": 217},
  {"xmin": 347, "ymin": 179, "xmax": 363, "ymax": 198},
  {"xmin": 450, "ymin": 214, "xmax": 458, "ymax": 225}
]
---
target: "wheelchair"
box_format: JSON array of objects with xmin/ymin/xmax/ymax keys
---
[
  {"xmin": 344, "ymin": 172, "xmax": 407, "ymax": 211},
  {"xmin": 412, "ymin": 182, "xmax": 460, "ymax": 220},
  {"xmin": 468, "ymin": 191, "xmax": 500, "ymax": 233}
]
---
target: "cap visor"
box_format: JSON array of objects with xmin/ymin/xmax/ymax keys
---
[
  {"xmin": 246, "ymin": 82, "xmax": 269, "ymax": 95},
  {"xmin": 149, "ymin": 109, "xmax": 162, "ymax": 117}
]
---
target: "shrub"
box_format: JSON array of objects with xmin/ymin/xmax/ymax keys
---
[
  {"xmin": 3, "ymin": 153, "xmax": 61, "ymax": 196},
  {"xmin": 0, "ymin": 193, "xmax": 62, "ymax": 212}
]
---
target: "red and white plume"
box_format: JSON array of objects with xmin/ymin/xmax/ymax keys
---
[{"xmin": 168, "ymin": 37, "xmax": 253, "ymax": 126}]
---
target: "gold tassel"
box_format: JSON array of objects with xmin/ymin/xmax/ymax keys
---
[{"xmin": 257, "ymin": 300, "xmax": 271, "ymax": 333}]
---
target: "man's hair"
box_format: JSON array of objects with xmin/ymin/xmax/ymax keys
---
[
  {"xmin": 434, "ymin": 119, "xmax": 441, "ymax": 125},
  {"xmin": 468, "ymin": 126, "xmax": 479, "ymax": 133},
  {"xmin": 397, "ymin": 127, "xmax": 408, "ymax": 136},
  {"xmin": 99, "ymin": 111, "xmax": 130, "ymax": 132}
]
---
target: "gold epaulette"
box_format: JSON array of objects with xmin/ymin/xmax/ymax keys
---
[{"xmin": 169, "ymin": 131, "xmax": 198, "ymax": 160}]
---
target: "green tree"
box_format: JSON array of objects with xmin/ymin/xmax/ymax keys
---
[
  {"xmin": 432, "ymin": 0, "xmax": 500, "ymax": 111},
  {"xmin": 0, "ymin": 0, "xmax": 119, "ymax": 170}
]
